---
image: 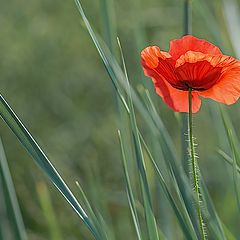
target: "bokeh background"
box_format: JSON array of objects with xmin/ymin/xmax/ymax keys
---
[{"xmin": 0, "ymin": 0, "xmax": 240, "ymax": 239}]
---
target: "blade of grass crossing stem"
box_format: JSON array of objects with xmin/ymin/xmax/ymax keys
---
[
  {"xmin": 218, "ymin": 149, "xmax": 240, "ymax": 174},
  {"xmin": 74, "ymin": 0, "xmax": 129, "ymax": 113},
  {"xmin": 36, "ymin": 182, "xmax": 62, "ymax": 240},
  {"xmin": 228, "ymin": 130, "xmax": 240, "ymax": 214},
  {"xmin": 199, "ymin": 176, "xmax": 226, "ymax": 240},
  {"xmin": 139, "ymin": 133, "xmax": 198, "ymax": 240},
  {"xmin": 75, "ymin": 181, "xmax": 109, "ymax": 240},
  {"xmin": 219, "ymin": 105, "xmax": 240, "ymax": 214},
  {"xmin": 0, "ymin": 95, "xmax": 101, "ymax": 239},
  {"xmin": 118, "ymin": 130, "xmax": 142, "ymax": 240},
  {"xmin": 221, "ymin": 222, "xmax": 237, "ymax": 240},
  {"xmin": 0, "ymin": 138, "xmax": 27, "ymax": 240},
  {"xmin": 117, "ymin": 38, "xmax": 159, "ymax": 240}
]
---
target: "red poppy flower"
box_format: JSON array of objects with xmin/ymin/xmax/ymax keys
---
[{"xmin": 141, "ymin": 35, "xmax": 240, "ymax": 113}]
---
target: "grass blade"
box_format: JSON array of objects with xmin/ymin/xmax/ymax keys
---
[
  {"xmin": 218, "ymin": 149, "xmax": 240, "ymax": 174},
  {"xmin": 75, "ymin": 181, "xmax": 109, "ymax": 240},
  {"xmin": 223, "ymin": 0, "xmax": 240, "ymax": 58},
  {"xmin": 0, "ymin": 138, "xmax": 28, "ymax": 240},
  {"xmin": 228, "ymin": 130, "xmax": 240, "ymax": 214},
  {"xmin": 74, "ymin": 0, "xmax": 129, "ymax": 113},
  {"xmin": 36, "ymin": 182, "xmax": 62, "ymax": 240},
  {"xmin": 118, "ymin": 130, "xmax": 143, "ymax": 240},
  {"xmin": 117, "ymin": 38, "xmax": 159, "ymax": 240},
  {"xmin": 139, "ymin": 133, "xmax": 198, "ymax": 240},
  {"xmin": 219, "ymin": 105, "xmax": 240, "ymax": 214},
  {"xmin": 199, "ymin": 176, "xmax": 227, "ymax": 240},
  {"xmin": 0, "ymin": 95, "xmax": 100, "ymax": 239}
]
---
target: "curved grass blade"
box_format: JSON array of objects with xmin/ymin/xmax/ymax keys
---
[
  {"xmin": 0, "ymin": 95, "xmax": 101, "ymax": 240},
  {"xmin": 118, "ymin": 130, "xmax": 142, "ymax": 240},
  {"xmin": 0, "ymin": 138, "xmax": 27, "ymax": 240}
]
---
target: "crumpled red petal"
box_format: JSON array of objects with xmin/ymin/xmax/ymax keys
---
[
  {"xmin": 141, "ymin": 47, "xmax": 201, "ymax": 113},
  {"xmin": 198, "ymin": 55, "xmax": 240, "ymax": 104},
  {"xmin": 169, "ymin": 35, "xmax": 222, "ymax": 60},
  {"xmin": 176, "ymin": 51, "xmax": 240, "ymax": 104}
]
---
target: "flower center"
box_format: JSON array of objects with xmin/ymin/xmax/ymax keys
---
[{"xmin": 170, "ymin": 61, "xmax": 223, "ymax": 91}]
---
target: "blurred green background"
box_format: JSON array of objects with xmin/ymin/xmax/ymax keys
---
[{"xmin": 0, "ymin": 0, "xmax": 240, "ymax": 239}]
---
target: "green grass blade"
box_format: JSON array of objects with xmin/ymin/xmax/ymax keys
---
[
  {"xmin": 74, "ymin": 0, "xmax": 129, "ymax": 113},
  {"xmin": 219, "ymin": 105, "xmax": 240, "ymax": 214},
  {"xmin": 193, "ymin": 0, "xmax": 224, "ymax": 49},
  {"xmin": 223, "ymin": 0, "xmax": 240, "ymax": 58},
  {"xmin": 221, "ymin": 221, "xmax": 237, "ymax": 240},
  {"xmin": 0, "ymin": 95, "xmax": 101, "ymax": 239},
  {"xmin": 118, "ymin": 130, "xmax": 143, "ymax": 240},
  {"xmin": 218, "ymin": 149, "xmax": 240, "ymax": 174},
  {"xmin": 228, "ymin": 130, "xmax": 240, "ymax": 214},
  {"xmin": 0, "ymin": 138, "xmax": 28, "ymax": 240},
  {"xmin": 36, "ymin": 182, "xmax": 62, "ymax": 240},
  {"xmin": 75, "ymin": 181, "xmax": 109, "ymax": 240},
  {"xmin": 0, "ymin": 185, "xmax": 10, "ymax": 240},
  {"xmin": 74, "ymin": 1, "xmax": 200, "ymax": 237},
  {"xmin": 199, "ymin": 176, "xmax": 226, "ymax": 240},
  {"xmin": 117, "ymin": 38, "xmax": 159, "ymax": 240},
  {"xmin": 139, "ymin": 133, "xmax": 198, "ymax": 240}
]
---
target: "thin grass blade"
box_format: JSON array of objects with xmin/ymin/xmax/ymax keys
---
[
  {"xmin": 118, "ymin": 130, "xmax": 143, "ymax": 240},
  {"xmin": 139, "ymin": 133, "xmax": 198, "ymax": 240},
  {"xmin": 36, "ymin": 182, "xmax": 62, "ymax": 240},
  {"xmin": 75, "ymin": 181, "xmax": 109, "ymax": 240},
  {"xmin": 218, "ymin": 149, "xmax": 240, "ymax": 174},
  {"xmin": 74, "ymin": 0, "xmax": 129, "ymax": 113},
  {"xmin": 219, "ymin": 105, "xmax": 240, "ymax": 214},
  {"xmin": 228, "ymin": 130, "xmax": 240, "ymax": 214},
  {"xmin": 117, "ymin": 38, "xmax": 159, "ymax": 240},
  {"xmin": 0, "ymin": 95, "xmax": 100, "ymax": 239},
  {"xmin": 0, "ymin": 138, "xmax": 28, "ymax": 240}
]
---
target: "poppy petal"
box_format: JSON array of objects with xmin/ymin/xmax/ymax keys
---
[
  {"xmin": 141, "ymin": 59, "xmax": 201, "ymax": 113},
  {"xmin": 169, "ymin": 35, "xmax": 222, "ymax": 60},
  {"xmin": 141, "ymin": 46, "xmax": 179, "ymax": 87},
  {"xmin": 198, "ymin": 56, "xmax": 240, "ymax": 104},
  {"xmin": 141, "ymin": 46, "xmax": 172, "ymax": 68},
  {"xmin": 154, "ymin": 78, "xmax": 201, "ymax": 113},
  {"xmin": 175, "ymin": 51, "xmax": 223, "ymax": 90}
]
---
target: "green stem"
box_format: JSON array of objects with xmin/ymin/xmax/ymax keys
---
[
  {"xmin": 188, "ymin": 88, "xmax": 206, "ymax": 240},
  {"xmin": 181, "ymin": 0, "xmax": 192, "ymax": 175}
]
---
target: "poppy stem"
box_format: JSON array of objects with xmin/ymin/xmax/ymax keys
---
[{"xmin": 188, "ymin": 88, "xmax": 206, "ymax": 240}]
